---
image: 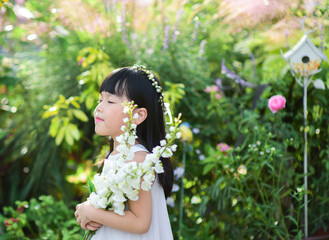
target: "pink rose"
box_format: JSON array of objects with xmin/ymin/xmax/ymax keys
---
[
  {"xmin": 268, "ymin": 95, "xmax": 286, "ymax": 113},
  {"xmin": 217, "ymin": 143, "xmax": 231, "ymax": 152}
]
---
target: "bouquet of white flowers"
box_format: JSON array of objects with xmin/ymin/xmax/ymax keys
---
[{"xmin": 84, "ymin": 101, "xmax": 182, "ymax": 240}]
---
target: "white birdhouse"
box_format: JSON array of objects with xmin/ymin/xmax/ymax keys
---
[
  {"xmin": 282, "ymin": 34, "xmax": 327, "ymax": 76},
  {"xmin": 282, "ymin": 18, "xmax": 327, "ymax": 77}
]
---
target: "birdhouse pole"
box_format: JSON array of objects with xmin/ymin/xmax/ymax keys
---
[
  {"xmin": 281, "ymin": 17, "xmax": 327, "ymax": 238},
  {"xmin": 303, "ymin": 76, "xmax": 309, "ymax": 238}
]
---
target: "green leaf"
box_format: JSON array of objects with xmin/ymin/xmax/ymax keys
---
[
  {"xmin": 49, "ymin": 117, "xmax": 60, "ymax": 137},
  {"xmin": 55, "ymin": 127, "xmax": 65, "ymax": 145},
  {"xmin": 68, "ymin": 123, "xmax": 80, "ymax": 140},
  {"xmin": 65, "ymin": 126, "xmax": 74, "ymax": 146},
  {"xmin": 203, "ymin": 164, "xmax": 214, "ymax": 175},
  {"xmin": 72, "ymin": 109, "xmax": 88, "ymax": 122},
  {"xmin": 87, "ymin": 178, "xmax": 95, "ymax": 193}
]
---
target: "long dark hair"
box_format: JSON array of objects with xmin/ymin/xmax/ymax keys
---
[{"xmin": 99, "ymin": 67, "xmax": 173, "ymax": 198}]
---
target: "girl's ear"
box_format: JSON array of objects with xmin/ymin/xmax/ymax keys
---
[{"xmin": 134, "ymin": 108, "xmax": 148, "ymax": 126}]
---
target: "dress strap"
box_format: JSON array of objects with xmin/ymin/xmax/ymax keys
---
[{"xmin": 131, "ymin": 144, "xmax": 149, "ymax": 153}]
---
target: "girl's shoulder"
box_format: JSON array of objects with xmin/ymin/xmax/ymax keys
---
[{"xmin": 131, "ymin": 144, "xmax": 149, "ymax": 164}]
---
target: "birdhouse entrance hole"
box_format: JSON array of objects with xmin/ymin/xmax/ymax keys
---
[{"xmin": 302, "ymin": 56, "xmax": 310, "ymax": 63}]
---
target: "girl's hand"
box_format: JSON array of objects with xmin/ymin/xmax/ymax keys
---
[
  {"xmin": 86, "ymin": 221, "xmax": 103, "ymax": 231},
  {"xmin": 75, "ymin": 201, "xmax": 98, "ymax": 229}
]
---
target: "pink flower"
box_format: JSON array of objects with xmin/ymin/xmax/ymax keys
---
[
  {"xmin": 4, "ymin": 218, "xmax": 19, "ymax": 227},
  {"xmin": 217, "ymin": 143, "xmax": 231, "ymax": 152},
  {"xmin": 78, "ymin": 57, "xmax": 85, "ymax": 66},
  {"xmin": 268, "ymin": 95, "xmax": 286, "ymax": 113},
  {"xmin": 205, "ymin": 85, "xmax": 219, "ymax": 93}
]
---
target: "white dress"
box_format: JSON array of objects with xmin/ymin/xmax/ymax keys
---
[{"xmin": 91, "ymin": 144, "xmax": 174, "ymax": 240}]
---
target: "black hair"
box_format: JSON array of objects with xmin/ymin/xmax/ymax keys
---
[{"xmin": 99, "ymin": 67, "xmax": 173, "ymax": 198}]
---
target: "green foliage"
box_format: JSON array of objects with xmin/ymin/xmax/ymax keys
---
[
  {"xmin": 77, "ymin": 47, "xmax": 114, "ymax": 111},
  {"xmin": 43, "ymin": 95, "xmax": 88, "ymax": 146},
  {"xmin": 1, "ymin": 0, "xmax": 329, "ymax": 239},
  {"xmin": 0, "ymin": 195, "xmax": 83, "ymax": 239}
]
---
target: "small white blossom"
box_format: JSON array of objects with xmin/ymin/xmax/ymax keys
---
[
  {"xmin": 141, "ymin": 181, "xmax": 151, "ymax": 191},
  {"xmin": 116, "ymin": 144, "xmax": 131, "ymax": 155},
  {"xmin": 133, "ymin": 113, "xmax": 139, "ymax": 119},
  {"xmin": 172, "ymin": 184, "xmax": 179, "ymax": 192},
  {"xmin": 166, "ymin": 197, "xmax": 175, "ymax": 207},
  {"xmin": 123, "ymin": 117, "xmax": 129, "ymax": 123},
  {"xmin": 174, "ymin": 167, "xmax": 184, "ymax": 179},
  {"xmin": 176, "ymin": 132, "xmax": 182, "ymax": 138},
  {"xmin": 123, "ymin": 107, "xmax": 129, "ymax": 114},
  {"xmin": 171, "ymin": 144, "xmax": 177, "ymax": 152},
  {"xmin": 145, "ymin": 153, "xmax": 159, "ymax": 163},
  {"xmin": 169, "ymin": 126, "xmax": 175, "ymax": 132},
  {"xmin": 165, "ymin": 133, "xmax": 171, "ymax": 139},
  {"xmin": 161, "ymin": 147, "xmax": 173, "ymax": 158},
  {"xmin": 154, "ymin": 162, "xmax": 164, "ymax": 173},
  {"xmin": 160, "ymin": 140, "xmax": 166, "ymax": 146}
]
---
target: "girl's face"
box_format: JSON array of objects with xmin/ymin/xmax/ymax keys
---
[{"xmin": 94, "ymin": 91, "xmax": 129, "ymax": 138}]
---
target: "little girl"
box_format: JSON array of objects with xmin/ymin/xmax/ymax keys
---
[{"xmin": 75, "ymin": 66, "xmax": 174, "ymax": 239}]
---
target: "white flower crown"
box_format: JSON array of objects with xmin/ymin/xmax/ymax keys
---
[{"xmin": 131, "ymin": 64, "xmax": 165, "ymax": 109}]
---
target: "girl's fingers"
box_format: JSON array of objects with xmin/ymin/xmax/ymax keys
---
[
  {"xmin": 88, "ymin": 221, "xmax": 102, "ymax": 228},
  {"xmin": 86, "ymin": 224, "xmax": 99, "ymax": 231}
]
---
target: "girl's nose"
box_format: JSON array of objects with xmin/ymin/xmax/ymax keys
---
[{"xmin": 95, "ymin": 103, "xmax": 103, "ymax": 112}]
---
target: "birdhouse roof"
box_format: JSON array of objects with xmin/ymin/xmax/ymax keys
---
[{"xmin": 282, "ymin": 34, "xmax": 327, "ymax": 61}]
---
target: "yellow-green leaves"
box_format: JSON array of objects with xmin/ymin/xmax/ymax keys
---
[
  {"xmin": 77, "ymin": 47, "xmax": 114, "ymax": 112},
  {"xmin": 163, "ymin": 82, "xmax": 185, "ymax": 112},
  {"xmin": 43, "ymin": 95, "xmax": 88, "ymax": 146}
]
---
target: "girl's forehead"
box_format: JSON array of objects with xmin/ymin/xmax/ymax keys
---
[{"xmin": 100, "ymin": 91, "xmax": 128, "ymax": 101}]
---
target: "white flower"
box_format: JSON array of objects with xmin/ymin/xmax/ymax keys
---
[
  {"xmin": 172, "ymin": 184, "xmax": 179, "ymax": 192},
  {"xmin": 166, "ymin": 197, "xmax": 175, "ymax": 207},
  {"xmin": 174, "ymin": 167, "xmax": 184, "ymax": 179},
  {"xmin": 112, "ymin": 192, "xmax": 127, "ymax": 203},
  {"xmin": 161, "ymin": 147, "xmax": 173, "ymax": 158},
  {"xmin": 141, "ymin": 181, "xmax": 151, "ymax": 191},
  {"xmin": 154, "ymin": 162, "xmax": 164, "ymax": 173},
  {"xmin": 116, "ymin": 135, "xmax": 125, "ymax": 144},
  {"xmin": 121, "ymin": 126, "xmax": 127, "ymax": 131},
  {"xmin": 94, "ymin": 174, "xmax": 107, "ymax": 193},
  {"xmin": 171, "ymin": 144, "xmax": 177, "ymax": 152},
  {"xmin": 113, "ymin": 201, "xmax": 125, "ymax": 215},
  {"xmin": 165, "ymin": 133, "xmax": 171, "ymax": 139},
  {"xmin": 131, "ymin": 124, "xmax": 137, "ymax": 129},
  {"xmin": 126, "ymin": 189, "xmax": 139, "ymax": 201},
  {"xmin": 123, "ymin": 107, "xmax": 129, "ymax": 114},
  {"xmin": 88, "ymin": 193, "xmax": 108, "ymax": 209},
  {"xmin": 169, "ymin": 126, "xmax": 175, "ymax": 132},
  {"xmin": 116, "ymin": 144, "xmax": 130, "ymax": 155},
  {"xmin": 133, "ymin": 113, "xmax": 139, "ymax": 119},
  {"xmin": 127, "ymin": 135, "xmax": 135, "ymax": 146},
  {"xmin": 176, "ymin": 132, "xmax": 182, "ymax": 138},
  {"xmin": 145, "ymin": 153, "xmax": 159, "ymax": 163},
  {"xmin": 160, "ymin": 140, "xmax": 166, "ymax": 146},
  {"xmin": 123, "ymin": 117, "xmax": 129, "ymax": 123},
  {"xmin": 143, "ymin": 172, "xmax": 155, "ymax": 184},
  {"xmin": 152, "ymin": 146, "xmax": 162, "ymax": 156}
]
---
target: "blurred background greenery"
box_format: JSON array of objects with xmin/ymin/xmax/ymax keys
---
[{"xmin": 1, "ymin": 0, "xmax": 329, "ymax": 239}]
